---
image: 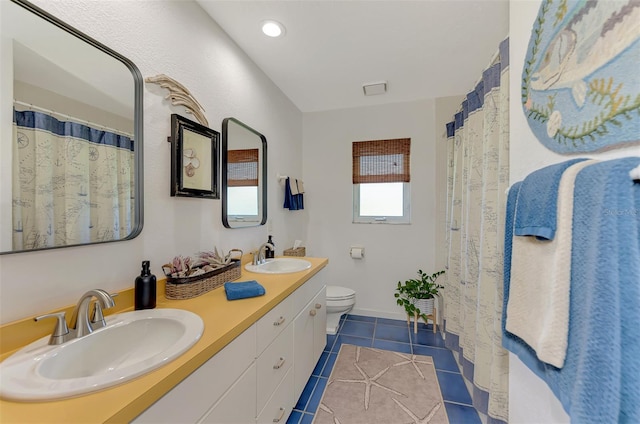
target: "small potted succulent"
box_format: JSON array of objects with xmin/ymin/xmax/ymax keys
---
[{"xmin": 394, "ymin": 269, "xmax": 445, "ymax": 319}]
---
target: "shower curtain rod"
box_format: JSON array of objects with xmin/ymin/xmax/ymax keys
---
[{"xmin": 13, "ymin": 100, "xmax": 134, "ymax": 138}]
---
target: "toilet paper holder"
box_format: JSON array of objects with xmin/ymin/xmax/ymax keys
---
[{"xmin": 350, "ymin": 246, "xmax": 365, "ymax": 259}]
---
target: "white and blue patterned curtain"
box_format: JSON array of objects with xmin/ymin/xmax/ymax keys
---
[
  {"xmin": 443, "ymin": 38, "xmax": 509, "ymax": 424},
  {"xmin": 12, "ymin": 109, "xmax": 135, "ymax": 250}
]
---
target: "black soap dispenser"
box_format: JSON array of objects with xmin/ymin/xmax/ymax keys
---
[
  {"xmin": 266, "ymin": 235, "xmax": 275, "ymax": 259},
  {"xmin": 135, "ymin": 260, "xmax": 156, "ymax": 310}
]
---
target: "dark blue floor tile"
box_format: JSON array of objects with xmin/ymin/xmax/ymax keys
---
[
  {"xmin": 344, "ymin": 314, "xmax": 376, "ymax": 322},
  {"xmin": 444, "ymin": 402, "xmax": 482, "ymax": 424},
  {"xmin": 412, "ymin": 328, "xmax": 446, "ymax": 348},
  {"xmin": 295, "ymin": 376, "xmax": 318, "ymax": 410},
  {"xmin": 437, "ymin": 370, "xmax": 473, "ymax": 405},
  {"xmin": 332, "ymin": 334, "xmax": 373, "ymax": 352},
  {"xmin": 306, "ymin": 377, "xmax": 328, "ymax": 413},
  {"xmin": 377, "ymin": 317, "xmax": 409, "ymax": 327},
  {"xmin": 373, "ymin": 339, "xmax": 412, "ymax": 354},
  {"xmin": 325, "ymin": 333, "xmax": 337, "ymax": 351},
  {"xmin": 312, "ymin": 351, "xmax": 329, "ymax": 376},
  {"xmin": 375, "ymin": 323, "xmax": 411, "ymax": 343},
  {"xmin": 321, "ymin": 353, "xmax": 338, "ymax": 377},
  {"xmin": 340, "ymin": 320, "xmax": 375, "ymax": 338},
  {"xmin": 413, "ymin": 345, "xmax": 460, "ymax": 373},
  {"xmin": 300, "ymin": 412, "xmax": 315, "ymax": 424},
  {"xmin": 286, "ymin": 409, "xmax": 303, "ymax": 424}
]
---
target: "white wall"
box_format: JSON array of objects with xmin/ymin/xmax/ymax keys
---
[
  {"xmin": 0, "ymin": 0, "xmax": 304, "ymax": 324},
  {"xmin": 509, "ymin": 1, "xmax": 639, "ymax": 422},
  {"xmin": 302, "ymin": 99, "xmax": 437, "ymax": 320}
]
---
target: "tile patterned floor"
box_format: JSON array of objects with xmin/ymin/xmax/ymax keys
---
[{"xmin": 286, "ymin": 314, "xmax": 481, "ymax": 424}]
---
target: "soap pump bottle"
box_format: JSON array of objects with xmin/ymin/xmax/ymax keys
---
[
  {"xmin": 135, "ymin": 260, "xmax": 156, "ymax": 310},
  {"xmin": 266, "ymin": 235, "xmax": 275, "ymax": 259}
]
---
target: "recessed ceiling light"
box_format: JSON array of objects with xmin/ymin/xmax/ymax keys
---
[{"xmin": 261, "ymin": 20, "xmax": 285, "ymax": 37}]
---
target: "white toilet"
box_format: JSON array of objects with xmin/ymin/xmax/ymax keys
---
[{"xmin": 326, "ymin": 285, "xmax": 356, "ymax": 335}]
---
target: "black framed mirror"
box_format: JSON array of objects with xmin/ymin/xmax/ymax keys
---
[
  {"xmin": 222, "ymin": 118, "xmax": 267, "ymax": 228},
  {"xmin": 170, "ymin": 114, "xmax": 219, "ymax": 199},
  {"xmin": 1, "ymin": 0, "xmax": 143, "ymax": 254}
]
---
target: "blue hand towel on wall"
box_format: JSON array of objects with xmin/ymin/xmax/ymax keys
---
[
  {"xmin": 283, "ymin": 177, "xmax": 303, "ymax": 210},
  {"xmin": 514, "ymin": 158, "xmax": 586, "ymax": 239},
  {"xmin": 503, "ymin": 157, "xmax": 640, "ymax": 423},
  {"xmin": 224, "ymin": 280, "xmax": 266, "ymax": 301}
]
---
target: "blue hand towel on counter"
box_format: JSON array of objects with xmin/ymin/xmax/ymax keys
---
[
  {"xmin": 514, "ymin": 158, "xmax": 586, "ymax": 239},
  {"xmin": 503, "ymin": 157, "xmax": 640, "ymax": 423},
  {"xmin": 224, "ymin": 280, "xmax": 266, "ymax": 301}
]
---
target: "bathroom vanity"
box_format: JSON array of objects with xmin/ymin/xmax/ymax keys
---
[{"xmin": 0, "ymin": 257, "xmax": 328, "ymax": 423}]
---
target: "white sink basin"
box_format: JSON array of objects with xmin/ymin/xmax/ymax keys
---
[
  {"xmin": 245, "ymin": 258, "xmax": 312, "ymax": 274},
  {"xmin": 0, "ymin": 308, "xmax": 203, "ymax": 401}
]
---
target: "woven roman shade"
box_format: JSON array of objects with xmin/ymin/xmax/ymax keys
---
[
  {"xmin": 228, "ymin": 148, "xmax": 259, "ymax": 187},
  {"xmin": 352, "ymin": 138, "xmax": 410, "ymax": 184}
]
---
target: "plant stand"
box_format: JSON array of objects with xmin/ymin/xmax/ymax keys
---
[
  {"xmin": 406, "ymin": 298, "xmax": 436, "ymax": 334},
  {"xmin": 407, "ymin": 309, "xmax": 437, "ymax": 334}
]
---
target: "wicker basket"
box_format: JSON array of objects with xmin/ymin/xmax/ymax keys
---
[
  {"xmin": 165, "ymin": 259, "xmax": 241, "ymax": 300},
  {"xmin": 283, "ymin": 247, "xmax": 306, "ymax": 257}
]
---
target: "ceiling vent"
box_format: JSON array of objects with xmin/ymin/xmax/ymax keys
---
[{"xmin": 362, "ymin": 81, "xmax": 387, "ymax": 96}]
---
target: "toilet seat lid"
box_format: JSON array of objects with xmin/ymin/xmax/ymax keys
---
[{"xmin": 326, "ymin": 285, "xmax": 355, "ymax": 300}]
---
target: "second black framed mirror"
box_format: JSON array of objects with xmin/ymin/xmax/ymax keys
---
[{"xmin": 222, "ymin": 118, "xmax": 267, "ymax": 228}]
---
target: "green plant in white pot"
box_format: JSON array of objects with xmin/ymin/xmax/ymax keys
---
[{"xmin": 395, "ymin": 269, "xmax": 445, "ymax": 331}]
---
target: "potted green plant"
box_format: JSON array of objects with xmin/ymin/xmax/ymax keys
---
[{"xmin": 394, "ymin": 269, "xmax": 445, "ymax": 319}]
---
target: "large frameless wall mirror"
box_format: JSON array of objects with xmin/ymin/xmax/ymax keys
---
[
  {"xmin": 221, "ymin": 118, "xmax": 267, "ymax": 229},
  {"xmin": 0, "ymin": 0, "xmax": 143, "ymax": 254}
]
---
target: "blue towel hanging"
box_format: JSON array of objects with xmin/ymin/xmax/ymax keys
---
[{"xmin": 284, "ymin": 177, "xmax": 303, "ymax": 210}]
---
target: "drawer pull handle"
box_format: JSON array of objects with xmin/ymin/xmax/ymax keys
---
[
  {"xmin": 315, "ymin": 303, "xmax": 322, "ymax": 309},
  {"xmin": 273, "ymin": 407, "xmax": 286, "ymax": 422},
  {"xmin": 273, "ymin": 357, "xmax": 286, "ymax": 369},
  {"xmin": 309, "ymin": 309, "xmax": 317, "ymax": 317},
  {"xmin": 273, "ymin": 316, "xmax": 286, "ymax": 326}
]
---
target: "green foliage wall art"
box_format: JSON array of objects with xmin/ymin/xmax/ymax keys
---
[{"xmin": 522, "ymin": 0, "xmax": 640, "ymax": 153}]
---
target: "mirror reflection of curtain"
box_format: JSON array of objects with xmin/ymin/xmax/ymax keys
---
[
  {"xmin": 12, "ymin": 109, "xmax": 135, "ymax": 250},
  {"xmin": 227, "ymin": 148, "xmax": 259, "ymax": 217},
  {"xmin": 443, "ymin": 38, "xmax": 509, "ymax": 423}
]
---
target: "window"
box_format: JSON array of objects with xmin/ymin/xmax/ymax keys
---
[
  {"xmin": 352, "ymin": 138, "xmax": 411, "ymax": 224},
  {"xmin": 227, "ymin": 148, "xmax": 259, "ymax": 221}
]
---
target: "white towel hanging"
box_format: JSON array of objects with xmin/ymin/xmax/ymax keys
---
[{"xmin": 630, "ymin": 165, "xmax": 640, "ymax": 181}]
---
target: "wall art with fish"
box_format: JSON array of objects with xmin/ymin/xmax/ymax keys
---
[{"xmin": 522, "ymin": 0, "xmax": 640, "ymax": 153}]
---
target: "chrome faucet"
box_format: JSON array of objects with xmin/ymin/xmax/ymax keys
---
[
  {"xmin": 252, "ymin": 243, "xmax": 274, "ymax": 265},
  {"xmin": 34, "ymin": 289, "xmax": 116, "ymax": 345}
]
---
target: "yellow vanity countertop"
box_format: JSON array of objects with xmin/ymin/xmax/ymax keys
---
[{"xmin": 0, "ymin": 257, "xmax": 328, "ymax": 424}]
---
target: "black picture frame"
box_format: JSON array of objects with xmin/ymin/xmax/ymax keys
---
[{"xmin": 170, "ymin": 114, "xmax": 219, "ymax": 199}]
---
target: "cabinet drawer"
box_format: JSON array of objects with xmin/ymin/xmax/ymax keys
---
[
  {"xmin": 256, "ymin": 293, "xmax": 293, "ymax": 355},
  {"xmin": 256, "ymin": 367, "xmax": 294, "ymax": 424},
  {"xmin": 199, "ymin": 363, "xmax": 257, "ymax": 424},
  {"xmin": 256, "ymin": 323, "xmax": 293, "ymax": 413},
  {"xmin": 133, "ymin": 325, "xmax": 256, "ymax": 423},
  {"xmin": 292, "ymin": 271, "xmax": 324, "ymax": 313}
]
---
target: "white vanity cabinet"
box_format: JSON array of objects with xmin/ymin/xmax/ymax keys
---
[
  {"xmin": 293, "ymin": 286, "xmax": 327, "ymax": 398},
  {"xmin": 133, "ymin": 325, "xmax": 257, "ymax": 424},
  {"xmin": 133, "ymin": 270, "xmax": 326, "ymax": 424}
]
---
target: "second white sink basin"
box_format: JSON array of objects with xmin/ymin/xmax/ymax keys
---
[
  {"xmin": 245, "ymin": 258, "xmax": 312, "ymax": 274},
  {"xmin": 0, "ymin": 308, "xmax": 203, "ymax": 401}
]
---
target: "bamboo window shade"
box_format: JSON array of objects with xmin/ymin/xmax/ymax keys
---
[
  {"xmin": 352, "ymin": 138, "xmax": 410, "ymax": 184},
  {"xmin": 227, "ymin": 148, "xmax": 259, "ymax": 187}
]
